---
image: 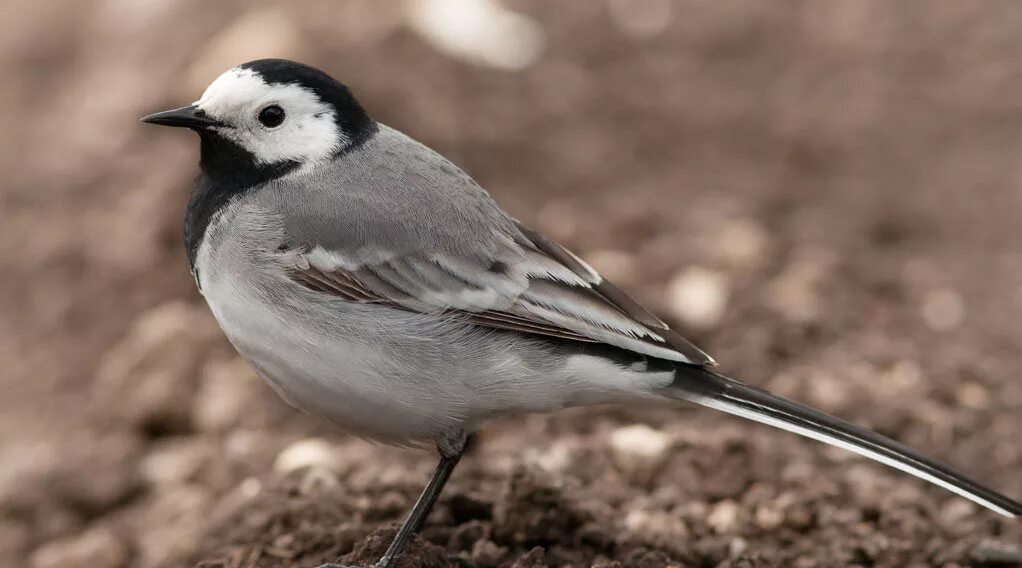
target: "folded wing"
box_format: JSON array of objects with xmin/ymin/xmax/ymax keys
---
[{"xmin": 288, "ymin": 220, "xmax": 715, "ymax": 366}]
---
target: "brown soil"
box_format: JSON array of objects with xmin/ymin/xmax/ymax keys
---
[{"xmin": 2, "ymin": 2, "xmax": 1020, "ymax": 567}]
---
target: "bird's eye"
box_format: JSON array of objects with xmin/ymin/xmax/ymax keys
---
[{"xmin": 258, "ymin": 105, "xmax": 285, "ymax": 128}]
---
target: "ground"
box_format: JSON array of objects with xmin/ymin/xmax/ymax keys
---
[{"xmin": 1, "ymin": 2, "xmax": 1021, "ymax": 567}]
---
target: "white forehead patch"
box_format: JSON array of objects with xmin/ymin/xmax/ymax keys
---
[{"xmin": 195, "ymin": 67, "xmax": 345, "ymax": 166}]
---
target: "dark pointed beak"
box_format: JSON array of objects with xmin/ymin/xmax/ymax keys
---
[{"xmin": 141, "ymin": 105, "xmax": 223, "ymax": 129}]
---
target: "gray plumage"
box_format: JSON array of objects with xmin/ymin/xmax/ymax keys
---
[
  {"xmin": 195, "ymin": 124, "xmax": 694, "ymax": 445},
  {"xmin": 143, "ymin": 59, "xmax": 1021, "ymax": 531}
]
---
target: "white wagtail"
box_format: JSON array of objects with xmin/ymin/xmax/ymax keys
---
[{"xmin": 142, "ymin": 59, "xmax": 1021, "ymax": 567}]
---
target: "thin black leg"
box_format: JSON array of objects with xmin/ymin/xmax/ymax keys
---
[
  {"xmin": 376, "ymin": 448, "xmax": 464, "ymax": 566},
  {"xmin": 319, "ymin": 434, "xmax": 469, "ymax": 568}
]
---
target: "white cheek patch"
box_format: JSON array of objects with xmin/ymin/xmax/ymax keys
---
[{"xmin": 196, "ymin": 67, "xmax": 346, "ymax": 166}]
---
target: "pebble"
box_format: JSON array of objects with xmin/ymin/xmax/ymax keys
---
[
  {"xmin": 955, "ymin": 381, "xmax": 990, "ymax": 410},
  {"xmin": 139, "ymin": 438, "xmax": 215, "ymax": 487},
  {"xmin": 713, "ymin": 219, "xmax": 769, "ymax": 268},
  {"xmin": 665, "ymin": 266, "xmax": 730, "ymax": 329},
  {"xmin": 471, "ymin": 539, "xmax": 507, "ymax": 568},
  {"xmin": 30, "ymin": 527, "xmax": 128, "ymax": 568},
  {"xmin": 273, "ymin": 438, "xmax": 342, "ymax": 474},
  {"xmin": 405, "ymin": 0, "xmax": 545, "ymax": 71},
  {"xmin": 298, "ymin": 466, "xmax": 342, "ymax": 495},
  {"xmin": 624, "ymin": 509, "xmax": 688, "ymax": 539},
  {"xmin": 192, "ymin": 356, "xmax": 262, "ymax": 431},
  {"xmin": 608, "ymin": 424, "xmax": 673, "ymax": 484},
  {"xmin": 765, "ymin": 248, "xmax": 834, "ymax": 322},
  {"xmin": 707, "ymin": 499, "xmax": 742, "ymax": 534},
  {"xmin": 754, "ymin": 502, "xmax": 785, "ymax": 531},
  {"xmin": 93, "ymin": 301, "xmax": 223, "ymax": 433}
]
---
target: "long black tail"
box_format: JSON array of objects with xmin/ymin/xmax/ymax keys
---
[{"xmin": 666, "ymin": 365, "xmax": 1022, "ymax": 518}]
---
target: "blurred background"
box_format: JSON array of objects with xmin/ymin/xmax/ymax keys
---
[{"xmin": 2, "ymin": 1, "xmax": 1021, "ymax": 567}]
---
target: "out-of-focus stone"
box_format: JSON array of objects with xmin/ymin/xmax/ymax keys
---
[
  {"xmin": 471, "ymin": 539, "xmax": 507, "ymax": 568},
  {"xmin": 139, "ymin": 438, "xmax": 216, "ymax": 487},
  {"xmin": 509, "ymin": 546, "xmax": 547, "ymax": 568},
  {"xmin": 713, "ymin": 219, "xmax": 769, "ymax": 268},
  {"xmin": 707, "ymin": 499, "xmax": 742, "ymax": 534},
  {"xmin": 624, "ymin": 509, "xmax": 688, "ymax": 540},
  {"xmin": 765, "ymin": 248, "xmax": 835, "ymax": 322},
  {"xmin": 42, "ymin": 432, "xmax": 143, "ymax": 518},
  {"xmin": 192, "ymin": 356, "xmax": 263, "ymax": 431},
  {"xmin": 754, "ymin": 502, "xmax": 785, "ymax": 531},
  {"xmin": 298, "ymin": 466, "xmax": 342, "ymax": 495},
  {"xmin": 665, "ymin": 266, "xmax": 729, "ymax": 329},
  {"xmin": 939, "ymin": 498, "xmax": 976, "ymax": 525},
  {"xmin": 93, "ymin": 301, "xmax": 224, "ymax": 434},
  {"xmin": 955, "ymin": 381, "xmax": 990, "ymax": 410},
  {"xmin": 29, "ymin": 527, "xmax": 128, "ymax": 568},
  {"xmin": 134, "ymin": 485, "xmax": 212, "ymax": 568},
  {"xmin": 806, "ymin": 370, "xmax": 851, "ymax": 413},
  {"xmin": 608, "ymin": 424, "xmax": 673, "ymax": 484},
  {"xmin": 526, "ymin": 441, "xmax": 575, "ymax": 474},
  {"xmin": 273, "ymin": 438, "xmax": 342, "ymax": 474},
  {"xmin": 405, "ymin": 0, "xmax": 545, "ymax": 70}
]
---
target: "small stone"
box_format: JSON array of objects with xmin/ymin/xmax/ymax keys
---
[
  {"xmin": 714, "ymin": 219, "xmax": 769, "ymax": 268},
  {"xmin": 624, "ymin": 509, "xmax": 688, "ymax": 540},
  {"xmin": 134, "ymin": 485, "xmax": 212, "ymax": 567},
  {"xmin": 729, "ymin": 536, "xmax": 749, "ymax": 558},
  {"xmin": 921, "ymin": 288, "xmax": 965, "ymax": 331},
  {"xmin": 510, "ymin": 546, "xmax": 547, "ymax": 568},
  {"xmin": 139, "ymin": 438, "xmax": 215, "ymax": 487},
  {"xmin": 707, "ymin": 499, "xmax": 742, "ymax": 534},
  {"xmin": 528, "ymin": 441, "xmax": 575, "ymax": 474},
  {"xmin": 297, "ymin": 466, "xmax": 341, "ymax": 495},
  {"xmin": 754, "ymin": 502, "xmax": 785, "ymax": 531},
  {"xmin": 608, "ymin": 424, "xmax": 673, "ymax": 484},
  {"xmin": 765, "ymin": 248, "xmax": 835, "ymax": 322},
  {"xmin": 405, "ymin": 0, "xmax": 545, "ymax": 71},
  {"xmin": 273, "ymin": 438, "xmax": 341, "ymax": 474},
  {"xmin": 93, "ymin": 301, "xmax": 223, "ymax": 434},
  {"xmin": 938, "ymin": 498, "xmax": 976, "ymax": 525},
  {"xmin": 192, "ymin": 356, "xmax": 262, "ymax": 431},
  {"xmin": 955, "ymin": 381, "xmax": 990, "ymax": 410},
  {"xmin": 30, "ymin": 527, "xmax": 128, "ymax": 568},
  {"xmin": 665, "ymin": 266, "xmax": 729, "ymax": 329}
]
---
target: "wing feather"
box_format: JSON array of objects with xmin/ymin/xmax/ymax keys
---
[{"xmin": 288, "ymin": 224, "xmax": 714, "ymax": 366}]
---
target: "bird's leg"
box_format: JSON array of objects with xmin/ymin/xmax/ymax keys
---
[{"xmin": 319, "ymin": 432, "xmax": 471, "ymax": 568}]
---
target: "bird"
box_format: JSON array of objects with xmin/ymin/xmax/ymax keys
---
[{"xmin": 142, "ymin": 59, "xmax": 1021, "ymax": 568}]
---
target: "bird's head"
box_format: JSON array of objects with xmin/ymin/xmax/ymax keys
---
[{"xmin": 143, "ymin": 59, "xmax": 374, "ymax": 181}]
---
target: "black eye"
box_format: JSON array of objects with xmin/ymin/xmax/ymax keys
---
[{"xmin": 258, "ymin": 105, "xmax": 285, "ymax": 127}]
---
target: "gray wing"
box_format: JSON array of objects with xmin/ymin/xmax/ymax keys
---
[
  {"xmin": 287, "ymin": 222, "xmax": 714, "ymax": 365},
  {"xmin": 274, "ymin": 124, "xmax": 714, "ymax": 365}
]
